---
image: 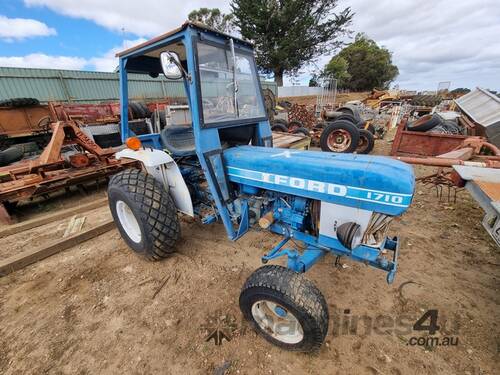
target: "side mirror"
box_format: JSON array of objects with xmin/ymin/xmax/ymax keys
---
[{"xmin": 160, "ymin": 51, "xmax": 183, "ymax": 80}]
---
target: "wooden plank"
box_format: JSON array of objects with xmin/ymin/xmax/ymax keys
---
[
  {"xmin": 272, "ymin": 132, "xmax": 310, "ymax": 149},
  {"xmin": 0, "ymin": 219, "xmax": 115, "ymax": 277},
  {"xmin": 0, "ymin": 197, "xmax": 108, "ymax": 239}
]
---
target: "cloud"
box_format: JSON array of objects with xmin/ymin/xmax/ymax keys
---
[
  {"xmin": 338, "ymin": 0, "xmax": 500, "ymax": 90},
  {"xmin": 0, "ymin": 38, "xmax": 146, "ymax": 72},
  {"xmin": 0, "ymin": 53, "xmax": 86, "ymax": 70},
  {"xmin": 88, "ymin": 38, "xmax": 147, "ymax": 71},
  {"xmin": 24, "ymin": 0, "xmax": 230, "ymax": 37},
  {"xmin": 0, "ymin": 15, "xmax": 56, "ymax": 41},
  {"xmin": 16, "ymin": 0, "xmax": 500, "ymax": 90}
]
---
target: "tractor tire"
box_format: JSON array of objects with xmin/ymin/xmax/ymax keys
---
[
  {"xmin": 129, "ymin": 102, "xmax": 144, "ymax": 119},
  {"xmin": 337, "ymin": 106, "xmax": 361, "ymax": 122},
  {"xmin": 407, "ymin": 113, "xmax": 442, "ymax": 132},
  {"xmin": 356, "ymin": 121, "xmax": 376, "ymax": 135},
  {"xmin": 0, "ymin": 97, "xmax": 39, "ymax": 107},
  {"xmin": 0, "ymin": 146, "xmax": 23, "ymax": 166},
  {"xmin": 271, "ymin": 124, "xmax": 289, "ymax": 132},
  {"xmin": 108, "ymin": 169, "xmax": 180, "ymax": 260},
  {"xmin": 288, "ymin": 120, "xmax": 304, "ymax": 132},
  {"xmin": 334, "ymin": 114, "xmax": 357, "ymax": 123},
  {"xmin": 356, "ymin": 129, "xmax": 375, "ymax": 154},
  {"xmin": 138, "ymin": 102, "xmax": 151, "ymax": 118},
  {"xmin": 239, "ymin": 265, "xmax": 329, "ymax": 352},
  {"xmin": 272, "ymin": 119, "xmax": 289, "ymax": 128},
  {"xmin": 320, "ymin": 120, "xmax": 360, "ymax": 153},
  {"xmin": 292, "ymin": 127, "xmax": 310, "ymax": 137}
]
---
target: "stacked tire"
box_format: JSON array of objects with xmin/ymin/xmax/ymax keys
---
[
  {"xmin": 270, "ymin": 119, "xmax": 310, "ymax": 137},
  {"xmin": 406, "ymin": 113, "xmax": 462, "ymax": 135},
  {"xmin": 319, "ymin": 106, "xmax": 375, "ymax": 154},
  {"xmin": 129, "ymin": 102, "xmax": 151, "ymax": 120},
  {"xmin": 0, "ymin": 97, "xmax": 40, "ymax": 107}
]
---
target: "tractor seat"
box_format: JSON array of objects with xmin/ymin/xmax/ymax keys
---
[{"xmin": 160, "ymin": 125, "xmax": 196, "ymax": 157}]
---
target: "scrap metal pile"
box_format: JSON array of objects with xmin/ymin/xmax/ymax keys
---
[
  {"xmin": 389, "ymin": 88, "xmax": 500, "ymax": 246},
  {"xmin": 269, "ymin": 102, "xmax": 381, "ymax": 154},
  {"xmin": 0, "ymin": 99, "xmax": 165, "ymax": 223}
]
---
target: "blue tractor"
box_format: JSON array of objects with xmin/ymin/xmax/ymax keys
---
[{"xmin": 109, "ymin": 22, "xmax": 415, "ymax": 352}]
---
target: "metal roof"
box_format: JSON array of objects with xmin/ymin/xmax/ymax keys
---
[
  {"xmin": 0, "ymin": 66, "xmax": 277, "ymax": 103},
  {"xmin": 455, "ymin": 87, "xmax": 500, "ymax": 127}
]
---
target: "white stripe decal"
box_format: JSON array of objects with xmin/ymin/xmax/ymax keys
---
[{"xmin": 226, "ymin": 167, "xmax": 412, "ymax": 208}]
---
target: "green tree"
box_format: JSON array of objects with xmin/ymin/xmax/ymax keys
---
[
  {"xmin": 231, "ymin": 0, "xmax": 352, "ymax": 86},
  {"xmin": 308, "ymin": 74, "xmax": 319, "ymax": 87},
  {"xmin": 323, "ymin": 56, "xmax": 351, "ymax": 87},
  {"xmin": 188, "ymin": 8, "xmax": 235, "ymax": 33},
  {"xmin": 325, "ymin": 33, "xmax": 398, "ymax": 90}
]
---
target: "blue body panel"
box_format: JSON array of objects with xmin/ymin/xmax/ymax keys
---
[{"xmin": 223, "ymin": 146, "xmax": 415, "ymax": 216}]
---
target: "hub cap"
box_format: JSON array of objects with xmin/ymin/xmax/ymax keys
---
[
  {"xmin": 251, "ymin": 300, "xmax": 304, "ymax": 344},
  {"xmin": 327, "ymin": 129, "xmax": 352, "ymax": 152},
  {"xmin": 115, "ymin": 200, "xmax": 141, "ymax": 243}
]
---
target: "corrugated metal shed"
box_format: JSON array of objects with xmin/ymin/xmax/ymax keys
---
[
  {"xmin": 455, "ymin": 87, "xmax": 500, "ymax": 147},
  {"xmin": 455, "ymin": 88, "xmax": 500, "ymax": 127},
  {"xmin": 0, "ymin": 67, "xmax": 277, "ymax": 103}
]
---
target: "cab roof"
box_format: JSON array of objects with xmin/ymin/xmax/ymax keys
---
[{"xmin": 116, "ymin": 21, "xmax": 253, "ymax": 58}]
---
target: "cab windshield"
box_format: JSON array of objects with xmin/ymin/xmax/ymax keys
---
[{"xmin": 197, "ymin": 41, "xmax": 265, "ymax": 125}]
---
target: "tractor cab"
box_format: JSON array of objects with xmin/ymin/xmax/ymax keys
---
[{"xmin": 117, "ymin": 22, "xmax": 272, "ymax": 237}]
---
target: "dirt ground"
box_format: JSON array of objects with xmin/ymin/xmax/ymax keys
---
[{"xmin": 0, "ymin": 133, "xmax": 498, "ymax": 375}]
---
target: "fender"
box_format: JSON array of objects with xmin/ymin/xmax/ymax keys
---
[{"xmin": 115, "ymin": 148, "xmax": 194, "ymax": 216}]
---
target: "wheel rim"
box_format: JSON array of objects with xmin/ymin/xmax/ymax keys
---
[
  {"xmin": 357, "ymin": 135, "xmax": 368, "ymax": 152},
  {"xmin": 251, "ymin": 300, "xmax": 304, "ymax": 344},
  {"xmin": 115, "ymin": 200, "xmax": 142, "ymax": 243},
  {"xmin": 327, "ymin": 129, "xmax": 352, "ymax": 152}
]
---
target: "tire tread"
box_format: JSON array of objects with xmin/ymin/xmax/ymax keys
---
[
  {"xmin": 240, "ymin": 265, "xmax": 328, "ymax": 352},
  {"xmin": 108, "ymin": 169, "xmax": 179, "ymax": 260}
]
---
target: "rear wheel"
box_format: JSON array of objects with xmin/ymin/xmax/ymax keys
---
[
  {"xmin": 239, "ymin": 265, "xmax": 329, "ymax": 352},
  {"xmin": 356, "ymin": 129, "xmax": 375, "ymax": 154},
  {"xmin": 108, "ymin": 169, "xmax": 180, "ymax": 260},
  {"xmin": 320, "ymin": 120, "xmax": 360, "ymax": 153}
]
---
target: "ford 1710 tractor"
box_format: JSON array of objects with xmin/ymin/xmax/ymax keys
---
[{"xmin": 109, "ymin": 22, "xmax": 415, "ymax": 352}]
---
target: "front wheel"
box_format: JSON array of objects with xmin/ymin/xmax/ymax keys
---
[
  {"xmin": 108, "ymin": 169, "xmax": 180, "ymax": 260},
  {"xmin": 239, "ymin": 265, "xmax": 329, "ymax": 352}
]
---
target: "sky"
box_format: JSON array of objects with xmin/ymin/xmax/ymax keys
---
[{"xmin": 0, "ymin": 0, "xmax": 498, "ymax": 91}]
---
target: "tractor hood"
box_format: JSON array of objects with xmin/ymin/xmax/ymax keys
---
[{"xmin": 223, "ymin": 146, "xmax": 415, "ymax": 216}]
